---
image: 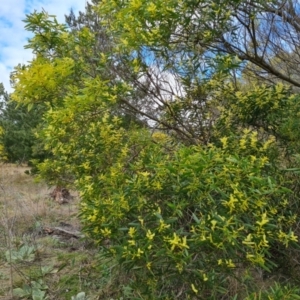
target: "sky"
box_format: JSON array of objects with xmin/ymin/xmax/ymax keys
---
[{"xmin": 0, "ymin": 0, "xmax": 88, "ymax": 93}]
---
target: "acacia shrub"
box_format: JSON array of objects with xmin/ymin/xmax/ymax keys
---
[{"xmin": 76, "ymin": 128, "xmax": 297, "ymax": 298}]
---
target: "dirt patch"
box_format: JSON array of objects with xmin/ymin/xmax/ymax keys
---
[{"xmin": 49, "ymin": 186, "xmax": 74, "ymax": 204}]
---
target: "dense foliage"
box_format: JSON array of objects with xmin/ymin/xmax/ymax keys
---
[
  {"xmin": 0, "ymin": 83, "xmax": 46, "ymax": 164},
  {"xmin": 4, "ymin": 0, "xmax": 300, "ymax": 298}
]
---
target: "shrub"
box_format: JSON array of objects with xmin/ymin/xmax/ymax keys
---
[{"xmin": 78, "ymin": 129, "xmax": 297, "ymax": 298}]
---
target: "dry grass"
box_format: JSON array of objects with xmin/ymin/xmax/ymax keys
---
[
  {"xmin": 0, "ymin": 164, "xmax": 80, "ymax": 244},
  {"xmin": 0, "ymin": 164, "xmax": 106, "ymax": 300}
]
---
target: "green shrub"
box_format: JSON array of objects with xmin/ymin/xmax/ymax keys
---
[{"xmin": 77, "ymin": 130, "xmax": 297, "ymax": 298}]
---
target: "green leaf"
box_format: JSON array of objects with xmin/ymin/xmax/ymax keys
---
[
  {"xmin": 28, "ymin": 102, "xmax": 34, "ymax": 112},
  {"xmin": 13, "ymin": 287, "xmax": 30, "ymax": 297},
  {"xmin": 71, "ymin": 292, "xmax": 88, "ymax": 300},
  {"xmin": 32, "ymin": 289, "xmax": 47, "ymax": 300}
]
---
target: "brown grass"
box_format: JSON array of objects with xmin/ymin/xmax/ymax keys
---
[
  {"xmin": 0, "ymin": 164, "xmax": 103, "ymax": 299},
  {"xmin": 0, "ymin": 164, "xmax": 80, "ymax": 241}
]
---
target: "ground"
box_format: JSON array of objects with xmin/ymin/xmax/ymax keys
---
[{"xmin": 0, "ymin": 164, "xmax": 117, "ymax": 300}]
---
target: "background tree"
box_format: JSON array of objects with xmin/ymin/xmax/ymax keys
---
[{"xmin": 0, "ymin": 83, "xmax": 47, "ymax": 165}]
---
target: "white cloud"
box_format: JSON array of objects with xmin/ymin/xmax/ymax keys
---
[{"xmin": 0, "ymin": 0, "xmax": 87, "ymax": 93}]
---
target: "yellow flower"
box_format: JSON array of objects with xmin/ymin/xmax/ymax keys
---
[
  {"xmin": 211, "ymin": 219, "xmax": 217, "ymax": 230},
  {"xmin": 220, "ymin": 137, "xmax": 228, "ymax": 148},
  {"xmin": 256, "ymin": 213, "xmax": 269, "ymax": 227},
  {"xmin": 289, "ymin": 231, "xmax": 298, "ymax": 242},
  {"xmin": 191, "ymin": 283, "xmax": 198, "ymax": 294},
  {"xmin": 250, "ymin": 131, "xmax": 258, "ymax": 148},
  {"xmin": 243, "ymin": 128, "xmax": 251, "ymax": 134},
  {"xmin": 146, "ymin": 229, "xmax": 155, "ymax": 240},
  {"xmin": 258, "ymin": 234, "xmax": 269, "ymax": 249},
  {"xmin": 239, "ymin": 138, "xmax": 247, "ymax": 149},
  {"xmin": 246, "ymin": 253, "xmax": 265, "ymax": 265},
  {"xmin": 138, "ymin": 216, "xmax": 144, "ymax": 227},
  {"xmin": 262, "ymin": 135, "xmax": 276, "ymax": 150},
  {"xmin": 158, "ymin": 219, "xmax": 170, "ymax": 232},
  {"xmin": 100, "ymin": 228, "xmax": 111, "ymax": 237},
  {"xmin": 168, "ymin": 233, "xmax": 189, "ymax": 251},
  {"xmin": 152, "ymin": 180, "xmax": 162, "ymax": 190},
  {"xmin": 128, "ymin": 227, "xmax": 137, "ymax": 238},
  {"xmin": 147, "ymin": 2, "xmax": 157, "ymax": 14},
  {"xmin": 87, "ymin": 214, "xmax": 96, "ymax": 222},
  {"xmin": 181, "ymin": 236, "xmax": 189, "ymax": 249},
  {"xmin": 242, "ymin": 234, "xmax": 255, "ymax": 245},
  {"xmin": 128, "ymin": 240, "xmax": 136, "ymax": 246},
  {"xmin": 136, "ymin": 248, "xmax": 144, "ymax": 258},
  {"xmin": 260, "ymin": 156, "xmax": 269, "ymax": 166},
  {"xmin": 139, "ymin": 171, "xmax": 150, "ymax": 177},
  {"xmin": 226, "ymin": 259, "xmax": 235, "ymax": 268},
  {"xmin": 130, "ymin": 0, "xmax": 142, "ymax": 9},
  {"xmin": 224, "ymin": 194, "xmax": 238, "ymax": 213},
  {"xmin": 169, "ymin": 233, "xmax": 180, "ymax": 251}
]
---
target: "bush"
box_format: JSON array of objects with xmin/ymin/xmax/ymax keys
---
[{"xmin": 78, "ymin": 129, "xmax": 297, "ymax": 299}]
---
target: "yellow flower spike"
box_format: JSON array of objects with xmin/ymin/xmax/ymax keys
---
[
  {"xmin": 239, "ymin": 138, "xmax": 247, "ymax": 149},
  {"xmin": 139, "ymin": 171, "xmax": 150, "ymax": 177},
  {"xmin": 211, "ymin": 219, "xmax": 217, "ymax": 231},
  {"xmin": 220, "ymin": 137, "xmax": 228, "ymax": 149},
  {"xmin": 169, "ymin": 234, "xmax": 190, "ymax": 251},
  {"xmin": 136, "ymin": 248, "xmax": 144, "ymax": 258},
  {"xmin": 128, "ymin": 240, "xmax": 136, "ymax": 246},
  {"xmin": 169, "ymin": 233, "xmax": 181, "ymax": 251},
  {"xmin": 138, "ymin": 216, "xmax": 144, "ymax": 227},
  {"xmin": 260, "ymin": 156, "xmax": 269, "ymax": 166},
  {"xmin": 258, "ymin": 234, "xmax": 269, "ymax": 248},
  {"xmin": 243, "ymin": 128, "xmax": 251, "ymax": 135},
  {"xmin": 224, "ymin": 194, "xmax": 238, "ymax": 213},
  {"xmin": 130, "ymin": 0, "xmax": 142, "ymax": 9},
  {"xmin": 256, "ymin": 213, "xmax": 269, "ymax": 227},
  {"xmin": 146, "ymin": 262, "xmax": 152, "ymax": 270},
  {"xmin": 243, "ymin": 234, "xmax": 255, "ymax": 245},
  {"xmin": 146, "ymin": 229, "xmax": 155, "ymax": 240},
  {"xmin": 226, "ymin": 259, "xmax": 235, "ymax": 268},
  {"xmin": 128, "ymin": 227, "xmax": 137, "ymax": 238},
  {"xmin": 190, "ymin": 226, "xmax": 196, "ymax": 233},
  {"xmin": 250, "ymin": 131, "xmax": 258, "ymax": 148},
  {"xmin": 100, "ymin": 228, "xmax": 111, "ymax": 237},
  {"xmin": 152, "ymin": 180, "xmax": 162, "ymax": 190},
  {"xmin": 200, "ymin": 234, "xmax": 206, "ymax": 241},
  {"xmin": 158, "ymin": 219, "xmax": 170, "ymax": 232},
  {"xmin": 289, "ymin": 231, "xmax": 298, "ymax": 242},
  {"xmin": 181, "ymin": 236, "xmax": 189, "ymax": 249},
  {"xmin": 147, "ymin": 2, "xmax": 157, "ymax": 14},
  {"xmin": 191, "ymin": 283, "xmax": 198, "ymax": 294},
  {"xmin": 88, "ymin": 214, "xmax": 96, "ymax": 222}
]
